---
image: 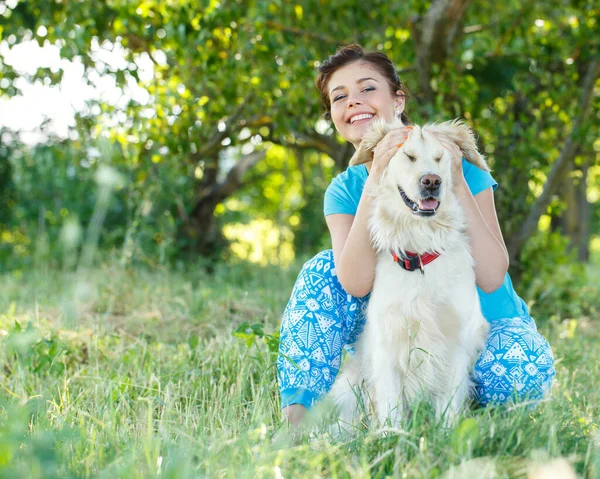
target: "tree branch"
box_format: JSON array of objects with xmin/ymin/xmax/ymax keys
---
[
  {"xmin": 194, "ymin": 150, "xmax": 267, "ymax": 209},
  {"xmin": 508, "ymin": 58, "xmax": 599, "ymax": 262},
  {"xmin": 492, "ymin": 0, "xmax": 535, "ymax": 56},
  {"xmin": 264, "ymin": 126, "xmax": 335, "ymax": 156},
  {"xmin": 294, "ymin": 130, "xmax": 341, "ymax": 156},
  {"xmin": 219, "ymin": 150, "xmax": 267, "ymax": 198},
  {"xmin": 267, "ymin": 127, "xmax": 355, "ymax": 169},
  {"xmin": 412, "ymin": 0, "xmax": 471, "ymax": 105},
  {"xmin": 195, "ymin": 92, "xmax": 254, "ymax": 160},
  {"xmin": 265, "ymin": 20, "xmax": 343, "ymax": 45}
]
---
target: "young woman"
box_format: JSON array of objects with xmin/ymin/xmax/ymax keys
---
[{"xmin": 277, "ymin": 44, "xmax": 555, "ymax": 426}]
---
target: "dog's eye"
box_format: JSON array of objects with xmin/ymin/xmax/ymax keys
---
[
  {"xmin": 434, "ymin": 156, "xmax": 442, "ymax": 163},
  {"xmin": 405, "ymin": 153, "xmax": 416, "ymax": 162}
]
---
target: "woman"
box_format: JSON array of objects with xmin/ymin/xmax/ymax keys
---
[{"xmin": 277, "ymin": 44, "xmax": 555, "ymax": 427}]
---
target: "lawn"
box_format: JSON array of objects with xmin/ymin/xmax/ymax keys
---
[{"xmin": 0, "ymin": 259, "xmax": 598, "ymax": 478}]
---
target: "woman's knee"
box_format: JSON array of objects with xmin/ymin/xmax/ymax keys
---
[
  {"xmin": 300, "ymin": 249, "xmax": 335, "ymax": 276},
  {"xmin": 473, "ymin": 321, "xmax": 556, "ymax": 406},
  {"xmin": 297, "ymin": 250, "xmax": 368, "ymax": 346},
  {"xmin": 277, "ymin": 250, "xmax": 350, "ymax": 404}
]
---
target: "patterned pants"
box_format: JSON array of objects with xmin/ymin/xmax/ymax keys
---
[{"xmin": 277, "ymin": 250, "xmax": 556, "ymax": 409}]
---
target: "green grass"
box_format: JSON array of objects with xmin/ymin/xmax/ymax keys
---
[{"xmin": 0, "ymin": 259, "xmax": 598, "ymax": 478}]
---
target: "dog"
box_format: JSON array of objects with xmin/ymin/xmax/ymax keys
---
[{"xmin": 328, "ymin": 119, "xmax": 490, "ymax": 431}]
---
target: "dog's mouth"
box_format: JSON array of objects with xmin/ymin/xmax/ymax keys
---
[{"xmin": 398, "ymin": 187, "xmax": 440, "ymax": 217}]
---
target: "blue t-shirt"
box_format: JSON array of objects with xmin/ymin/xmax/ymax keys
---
[{"xmin": 323, "ymin": 159, "xmax": 530, "ymax": 322}]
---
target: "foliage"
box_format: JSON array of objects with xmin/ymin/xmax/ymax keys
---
[
  {"xmin": 519, "ymin": 231, "xmax": 600, "ymax": 321},
  {"xmin": 4, "ymin": 318, "xmax": 87, "ymax": 376},
  {"xmin": 233, "ymin": 321, "xmax": 280, "ymax": 353},
  {"xmin": 0, "ymin": 0, "xmax": 597, "ymax": 270}
]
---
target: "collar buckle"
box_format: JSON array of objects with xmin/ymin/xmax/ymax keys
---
[
  {"xmin": 391, "ymin": 250, "xmax": 439, "ymax": 274},
  {"xmin": 401, "ymin": 254, "xmax": 420, "ymax": 272}
]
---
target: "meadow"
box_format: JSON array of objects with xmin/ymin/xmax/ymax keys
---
[
  {"xmin": 0, "ymin": 255, "xmax": 598, "ymax": 478},
  {"xmin": 2, "ymin": 1, "xmax": 598, "ymax": 477}
]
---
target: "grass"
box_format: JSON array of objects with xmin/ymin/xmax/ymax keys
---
[{"xmin": 0, "ymin": 257, "xmax": 598, "ymax": 478}]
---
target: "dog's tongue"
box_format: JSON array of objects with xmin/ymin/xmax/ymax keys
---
[{"xmin": 419, "ymin": 199, "xmax": 439, "ymax": 211}]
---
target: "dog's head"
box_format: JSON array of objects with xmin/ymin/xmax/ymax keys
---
[{"xmin": 352, "ymin": 119, "xmax": 489, "ymax": 222}]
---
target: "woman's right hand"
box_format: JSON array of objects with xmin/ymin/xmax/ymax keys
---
[{"xmin": 370, "ymin": 126, "xmax": 413, "ymax": 180}]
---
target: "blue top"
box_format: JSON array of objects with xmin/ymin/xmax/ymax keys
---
[{"xmin": 323, "ymin": 159, "xmax": 529, "ymax": 322}]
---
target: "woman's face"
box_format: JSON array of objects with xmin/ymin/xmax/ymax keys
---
[{"xmin": 328, "ymin": 61, "xmax": 405, "ymax": 149}]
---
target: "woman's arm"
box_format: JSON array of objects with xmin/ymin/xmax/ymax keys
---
[
  {"xmin": 326, "ymin": 127, "xmax": 413, "ymax": 298},
  {"xmin": 455, "ymin": 179, "xmax": 509, "ymax": 293},
  {"xmin": 326, "ymin": 172, "xmax": 380, "ymax": 298}
]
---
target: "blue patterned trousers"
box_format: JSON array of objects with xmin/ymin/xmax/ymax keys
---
[{"xmin": 277, "ymin": 250, "xmax": 556, "ymax": 409}]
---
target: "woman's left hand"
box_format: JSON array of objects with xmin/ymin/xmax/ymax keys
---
[{"xmin": 435, "ymin": 135, "xmax": 464, "ymax": 186}]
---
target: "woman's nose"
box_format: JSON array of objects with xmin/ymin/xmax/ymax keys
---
[{"xmin": 347, "ymin": 96, "xmax": 362, "ymax": 107}]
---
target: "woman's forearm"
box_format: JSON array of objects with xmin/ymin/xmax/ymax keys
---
[
  {"xmin": 455, "ymin": 179, "xmax": 509, "ymax": 293},
  {"xmin": 336, "ymin": 175, "xmax": 381, "ymax": 298}
]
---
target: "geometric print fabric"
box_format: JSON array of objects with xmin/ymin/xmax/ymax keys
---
[
  {"xmin": 473, "ymin": 316, "xmax": 556, "ymax": 406},
  {"xmin": 277, "ymin": 250, "xmax": 369, "ymax": 405},
  {"xmin": 277, "ymin": 250, "xmax": 555, "ymax": 409}
]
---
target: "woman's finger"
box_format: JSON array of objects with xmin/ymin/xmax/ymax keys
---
[
  {"xmin": 386, "ymin": 127, "xmax": 412, "ymax": 139},
  {"xmin": 374, "ymin": 143, "xmax": 404, "ymax": 169},
  {"xmin": 373, "ymin": 127, "xmax": 413, "ymax": 166},
  {"xmin": 385, "ymin": 130, "xmax": 412, "ymax": 145},
  {"xmin": 379, "ymin": 135, "xmax": 408, "ymax": 152}
]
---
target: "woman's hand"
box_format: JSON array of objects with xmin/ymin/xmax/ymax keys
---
[
  {"xmin": 436, "ymin": 136, "xmax": 464, "ymax": 186},
  {"xmin": 370, "ymin": 126, "xmax": 413, "ymax": 181}
]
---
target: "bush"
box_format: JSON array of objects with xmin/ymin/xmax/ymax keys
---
[{"xmin": 518, "ymin": 232, "xmax": 599, "ymax": 322}]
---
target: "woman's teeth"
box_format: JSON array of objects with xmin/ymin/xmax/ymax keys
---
[{"xmin": 350, "ymin": 114, "xmax": 374, "ymax": 124}]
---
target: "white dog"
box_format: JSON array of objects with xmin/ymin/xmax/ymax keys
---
[{"xmin": 329, "ymin": 119, "xmax": 490, "ymax": 430}]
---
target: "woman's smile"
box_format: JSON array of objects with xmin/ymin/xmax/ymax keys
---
[{"xmin": 348, "ymin": 113, "xmax": 375, "ymax": 125}]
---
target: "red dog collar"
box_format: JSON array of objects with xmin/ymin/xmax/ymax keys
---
[{"xmin": 391, "ymin": 250, "xmax": 441, "ymax": 274}]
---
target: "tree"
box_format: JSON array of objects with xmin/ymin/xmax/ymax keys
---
[
  {"xmin": 0, "ymin": 0, "xmax": 598, "ymax": 266},
  {"xmin": 0, "ymin": 130, "xmax": 17, "ymax": 229}
]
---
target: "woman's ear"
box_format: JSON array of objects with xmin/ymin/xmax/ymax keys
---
[{"xmin": 395, "ymin": 91, "xmax": 405, "ymax": 113}]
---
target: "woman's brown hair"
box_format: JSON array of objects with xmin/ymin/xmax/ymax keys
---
[{"xmin": 315, "ymin": 44, "xmax": 411, "ymax": 125}]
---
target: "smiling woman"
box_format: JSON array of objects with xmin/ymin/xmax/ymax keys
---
[
  {"xmin": 276, "ymin": 44, "xmax": 556, "ymax": 429},
  {"xmin": 315, "ymin": 48, "xmax": 410, "ymax": 148}
]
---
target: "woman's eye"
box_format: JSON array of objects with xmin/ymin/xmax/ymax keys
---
[
  {"xmin": 332, "ymin": 94, "xmax": 346, "ymax": 102},
  {"xmin": 363, "ymin": 87, "xmax": 375, "ymax": 92}
]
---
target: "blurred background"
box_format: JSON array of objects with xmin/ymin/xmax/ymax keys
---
[{"xmin": 0, "ymin": 0, "xmax": 598, "ymax": 319}]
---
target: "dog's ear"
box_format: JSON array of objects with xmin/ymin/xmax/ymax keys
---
[
  {"xmin": 426, "ymin": 119, "xmax": 490, "ymax": 172},
  {"xmin": 349, "ymin": 119, "xmax": 400, "ymax": 166}
]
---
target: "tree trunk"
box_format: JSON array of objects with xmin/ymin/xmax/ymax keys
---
[
  {"xmin": 550, "ymin": 159, "xmax": 591, "ymax": 262},
  {"xmin": 188, "ymin": 194, "xmax": 226, "ymax": 258},
  {"xmin": 412, "ymin": 0, "xmax": 471, "ymax": 106},
  {"xmin": 0, "ymin": 145, "xmax": 15, "ymax": 228},
  {"xmin": 184, "ymin": 150, "xmax": 266, "ymax": 258},
  {"xmin": 507, "ymin": 58, "xmax": 599, "ymax": 263},
  {"xmin": 574, "ymin": 160, "xmax": 590, "ymax": 261}
]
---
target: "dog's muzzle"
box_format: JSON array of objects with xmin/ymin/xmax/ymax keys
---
[{"xmin": 398, "ymin": 187, "xmax": 440, "ymax": 216}]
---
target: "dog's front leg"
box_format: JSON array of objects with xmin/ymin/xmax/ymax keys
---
[
  {"xmin": 433, "ymin": 359, "xmax": 471, "ymax": 427},
  {"xmin": 371, "ymin": 353, "xmax": 403, "ymax": 428},
  {"xmin": 433, "ymin": 395, "xmax": 461, "ymax": 428}
]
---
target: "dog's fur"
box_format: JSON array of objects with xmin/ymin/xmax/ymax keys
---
[{"xmin": 329, "ymin": 119, "xmax": 490, "ymax": 430}]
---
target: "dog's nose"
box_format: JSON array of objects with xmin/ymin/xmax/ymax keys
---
[{"xmin": 420, "ymin": 174, "xmax": 442, "ymax": 191}]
